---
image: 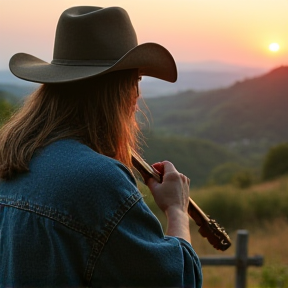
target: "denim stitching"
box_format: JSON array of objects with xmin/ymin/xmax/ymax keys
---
[
  {"xmin": 84, "ymin": 192, "xmax": 141, "ymax": 283},
  {"xmin": 0, "ymin": 196, "xmax": 100, "ymax": 241},
  {"xmin": 0, "ymin": 192, "xmax": 142, "ymax": 284}
]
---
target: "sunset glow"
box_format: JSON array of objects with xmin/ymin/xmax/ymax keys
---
[{"xmin": 0, "ymin": 0, "xmax": 287, "ymax": 70}]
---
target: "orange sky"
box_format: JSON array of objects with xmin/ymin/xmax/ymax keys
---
[{"xmin": 1, "ymin": 0, "xmax": 287, "ymax": 70}]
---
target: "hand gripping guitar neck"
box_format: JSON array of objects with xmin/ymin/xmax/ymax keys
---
[{"xmin": 132, "ymin": 153, "xmax": 231, "ymax": 251}]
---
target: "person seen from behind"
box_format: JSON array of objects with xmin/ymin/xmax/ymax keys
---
[{"xmin": 0, "ymin": 6, "xmax": 203, "ymax": 287}]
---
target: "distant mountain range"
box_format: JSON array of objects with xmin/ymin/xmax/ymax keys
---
[
  {"xmin": 0, "ymin": 61, "xmax": 267, "ymax": 98},
  {"xmin": 0, "ymin": 70, "xmax": 38, "ymax": 100},
  {"xmin": 142, "ymin": 66, "xmax": 288, "ymax": 147},
  {"xmin": 141, "ymin": 61, "xmax": 267, "ymax": 97},
  {"xmin": 1, "ymin": 64, "xmax": 286, "ymax": 148},
  {"xmin": 1, "ymin": 64, "xmax": 286, "ymax": 187}
]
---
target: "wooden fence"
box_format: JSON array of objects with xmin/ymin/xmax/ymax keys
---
[{"xmin": 199, "ymin": 230, "xmax": 264, "ymax": 288}]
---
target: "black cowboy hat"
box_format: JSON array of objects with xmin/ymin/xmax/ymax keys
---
[{"xmin": 9, "ymin": 6, "xmax": 177, "ymax": 84}]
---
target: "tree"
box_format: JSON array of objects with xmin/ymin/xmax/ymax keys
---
[
  {"xmin": 0, "ymin": 99, "xmax": 14, "ymax": 125},
  {"xmin": 262, "ymin": 143, "xmax": 288, "ymax": 180}
]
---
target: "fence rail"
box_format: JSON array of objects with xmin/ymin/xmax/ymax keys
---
[{"xmin": 199, "ymin": 230, "xmax": 264, "ymax": 288}]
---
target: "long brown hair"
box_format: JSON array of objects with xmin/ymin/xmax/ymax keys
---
[{"xmin": 0, "ymin": 69, "xmax": 141, "ymax": 180}]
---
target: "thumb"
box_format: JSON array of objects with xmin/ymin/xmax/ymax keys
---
[
  {"xmin": 146, "ymin": 175, "xmax": 159, "ymax": 192},
  {"xmin": 151, "ymin": 162, "xmax": 164, "ymax": 175}
]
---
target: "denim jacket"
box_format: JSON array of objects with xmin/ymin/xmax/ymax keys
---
[{"xmin": 0, "ymin": 139, "xmax": 202, "ymax": 287}]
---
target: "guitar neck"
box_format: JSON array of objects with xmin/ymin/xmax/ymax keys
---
[{"xmin": 132, "ymin": 154, "xmax": 232, "ymax": 251}]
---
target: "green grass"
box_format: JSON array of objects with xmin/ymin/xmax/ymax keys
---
[{"xmin": 139, "ymin": 175, "xmax": 288, "ymax": 288}]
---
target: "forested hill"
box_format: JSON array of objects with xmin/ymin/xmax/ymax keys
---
[{"xmin": 143, "ymin": 66, "xmax": 288, "ymax": 145}]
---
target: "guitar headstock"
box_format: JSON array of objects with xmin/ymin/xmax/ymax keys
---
[{"xmin": 198, "ymin": 217, "xmax": 231, "ymax": 251}]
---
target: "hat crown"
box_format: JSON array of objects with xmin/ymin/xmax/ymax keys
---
[
  {"xmin": 53, "ymin": 6, "xmax": 138, "ymax": 62},
  {"xmin": 9, "ymin": 5, "xmax": 177, "ymax": 84}
]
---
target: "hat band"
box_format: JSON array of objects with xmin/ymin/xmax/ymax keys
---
[{"xmin": 51, "ymin": 59, "xmax": 118, "ymax": 66}]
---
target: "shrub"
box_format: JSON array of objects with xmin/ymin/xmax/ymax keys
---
[
  {"xmin": 139, "ymin": 176, "xmax": 288, "ymax": 231},
  {"xmin": 260, "ymin": 264, "xmax": 288, "ymax": 288},
  {"xmin": 208, "ymin": 162, "xmax": 255, "ymax": 188},
  {"xmin": 208, "ymin": 162, "xmax": 245, "ymax": 185},
  {"xmin": 232, "ymin": 170, "xmax": 254, "ymax": 189}
]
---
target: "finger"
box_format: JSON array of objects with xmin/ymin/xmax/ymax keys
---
[
  {"xmin": 161, "ymin": 161, "xmax": 178, "ymax": 174},
  {"xmin": 179, "ymin": 174, "xmax": 191, "ymax": 188},
  {"xmin": 179, "ymin": 173, "xmax": 188, "ymax": 182}
]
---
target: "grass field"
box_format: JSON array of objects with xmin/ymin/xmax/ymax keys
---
[
  {"xmin": 139, "ymin": 176, "xmax": 288, "ymax": 288},
  {"xmin": 191, "ymin": 219, "xmax": 288, "ymax": 288}
]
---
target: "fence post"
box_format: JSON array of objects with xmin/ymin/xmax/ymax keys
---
[
  {"xmin": 235, "ymin": 230, "xmax": 248, "ymax": 288},
  {"xmin": 199, "ymin": 229, "xmax": 263, "ymax": 288}
]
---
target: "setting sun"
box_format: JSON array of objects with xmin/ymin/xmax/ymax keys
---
[{"xmin": 269, "ymin": 43, "xmax": 280, "ymax": 52}]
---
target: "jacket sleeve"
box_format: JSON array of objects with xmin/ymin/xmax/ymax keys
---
[{"xmin": 92, "ymin": 197, "xmax": 203, "ymax": 288}]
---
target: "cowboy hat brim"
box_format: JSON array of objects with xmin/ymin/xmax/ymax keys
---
[{"xmin": 9, "ymin": 43, "xmax": 177, "ymax": 84}]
